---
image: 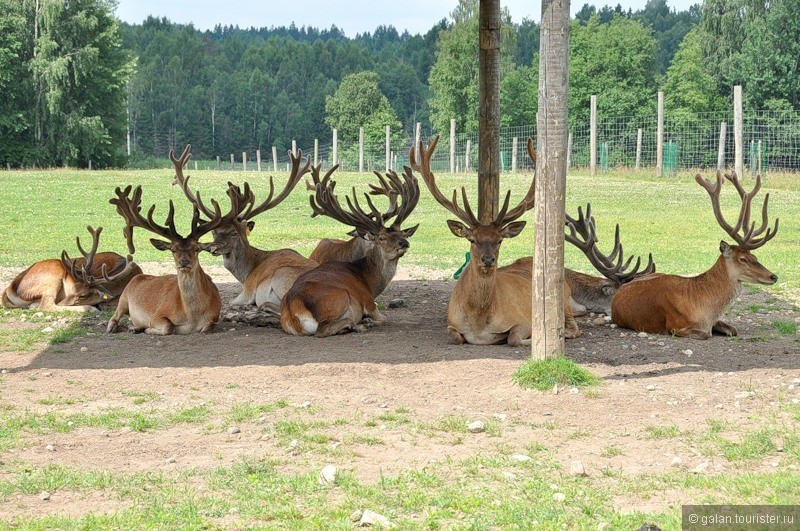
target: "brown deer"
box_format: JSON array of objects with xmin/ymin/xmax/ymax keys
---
[
  {"xmin": 2, "ymin": 226, "xmax": 140, "ymax": 311},
  {"xmin": 612, "ymin": 171, "xmax": 779, "ymax": 339},
  {"xmin": 305, "ymin": 164, "xmax": 419, "ymax": 295},
  {"xmin": 106, "ymin": 176, "xmax": 237, "ymax": 335},
  {"xmin": 411, "ymin": 136, "xmax": 579, "ymax": 346},
  {"xmin": 279, "ymin": 168, "xmax": 418, "ymax": 336},
  {"xmin": 168, "ymin": 145, "xmax": 316, "ymax": 307}
]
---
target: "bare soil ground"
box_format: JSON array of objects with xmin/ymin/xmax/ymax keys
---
[{"xmin": 1, "ymin": 264, "xmax": 799, "ymax": 521}]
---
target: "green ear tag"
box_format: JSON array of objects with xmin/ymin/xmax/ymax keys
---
[{"xmin": 453, "ymin": 252, "xmax": 470, "ymax": 279}]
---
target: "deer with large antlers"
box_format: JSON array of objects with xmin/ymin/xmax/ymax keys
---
[
  {"xmin": 499, "ymin": 204, "xmax": 656, "ymax": 316},
  {"xmin": 3, "ymin": 226, "xmax": 141, "ymax": 311},
  {"xmin": 107, "ymin": 153, "xmax": 239, "ymax": 334},
  {"xmin": 305, "ymin": 164, "xmax": 419, "ymax": 296},
  {"xmin": 169, "ymin": 145, "xmax": 316, "ymax": 308},
  {"xmin": 411, "ymin": 136, "xmax": 578, "ymax": 346},
  {"xmin": 278, "ymin": 168, "xmax": 418, "ymax": 336},
  {"xmin": 612, "ymin": 171, "xmax": 778, "ymax": 339}
]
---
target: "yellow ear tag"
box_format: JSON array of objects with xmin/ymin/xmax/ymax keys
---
[
  {"xmin": 246, "ymin": 226, "xmax": 251, "ymax": 236},
  {"xmin": 102, "ymin": 293, "xmax": 109, "ymax": 300}
]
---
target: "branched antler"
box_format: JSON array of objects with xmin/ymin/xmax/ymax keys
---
[{"xmin": 60, "ymin": 226, "xmax": 135, "ymax": 285}]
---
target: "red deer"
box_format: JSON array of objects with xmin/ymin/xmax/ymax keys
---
[
  {"xmin": 2, "ymin": 226, "xmax": 140, "ymax": 311},
  {"xmin": 306, "ymin": 164, "xmax": 419, "ymax": 296},
  {"xmin": 411, "ymin": 136, "xmax": 579, "ymax": 346},
  {"xmin": 279, "ymin": 168, "xmax": 418, "ymax": 336},
  {"xmin": 501, "ymin": 203, "xmax": 656, "ymax": 316},
  {"xmin": 612, "ymin": 171, "xmax": 779, "ymax": 339},
  {"xmin": 106, "ymin": 170, "xmax": 238, "ymax": 335},
  {"xmin": 168, "ymin": 145, "xmax": 316, "ymax": 307}
]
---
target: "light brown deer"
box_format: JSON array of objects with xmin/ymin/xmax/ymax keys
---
[
  {"xmin": 306, "ymin": 164, "xmax": 419, "ymax": 295},
  {"xmin": 612, "ymin": 171, "xmax": 779, "ymax": 339},
  {"xmin": 411, "ymin": 136, "xmax": 579, "ymax": 346},
  {"xmin": 106, "ymin": 176, "xmax": 237, "ymax": 335},
  {"xmin": 279, "ymin": 168, "xmax": 418, "ymax": 336},
  {"xmin": 2, "ymin": 226, "xmax": 140, "ymax": 311},
  {"xmin": 168, "ymin": 145, "xmax": 316, "ymax": 307}
]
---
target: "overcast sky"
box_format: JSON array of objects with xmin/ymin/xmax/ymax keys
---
[{"xmin": 114, "ymin": 0, "xmax": 699, "ymax": 36}]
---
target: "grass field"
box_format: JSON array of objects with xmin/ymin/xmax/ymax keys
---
[{"xmin": 1, "ymin": 166, "xmax": 797, "ymax": 295}]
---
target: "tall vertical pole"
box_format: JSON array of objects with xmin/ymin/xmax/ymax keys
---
[
  {"xmin": 385, "ymin": 125, "xmax": 391, "ymax": 171},
  {"xmin": 314, "ymin": 139, "xmax": 319, "ymax": 168},
  {"xmin": 532, "ymin": 0, "xmax": 571, "ymax": 359},
  {"xmin": 450, "ymin": 118, "xmax": 456, "ymax": 173},
  {"xmin": 656, "ymin": 91, "xmax": 664, "ymax": 177},
  {"xmin": 242, "ymin": 152, "xmax": 247, "ymax": 171},
  {"xmin": 415, "ymin": 122, "xmax": 421, "ymax": 149},
  {"xmin": 635, "ymin": 128, "xmax": 643, "ymax": 170},
  {"xmin": 291, "ymin": 140, "xmax": 297, "ymax": 156},
  {"xmin": 359, "ymin": 127, "xmax": 364, "ymax": 172},
  {"xmin": 465, "ymin": 139, "xmax": 471, "ymax": 172},
  {"xmin": 734, "ymin": 85, "xmax": 743, "ymax": 177},
  {"xmin": 332, "ymin": 128, "xmax": 338, "ymax": 167},
  {"xmin": 478, "ymin": 0, "xmax": 501, "ymax": 222},
  {"xmin": 717, "ymin": 122, "xmax": 727, "ymax": 170},
  {"xmin": 589, "ymin": 95, "xmax": 597, "ymax": 177},
  {"xmin": 256, "ymin": 149, "xmax": 261, "ymax": 172},
  {"xmin": 511, "ymin": 137, "xmax": 518, "ymax": 172},
  {"xmin": 271, "ymin": 146, "xmax": 277, "ymax": 172},
  {"xmin": 566, "ymin": 132, "xmax": 573, "ymax": 170}
]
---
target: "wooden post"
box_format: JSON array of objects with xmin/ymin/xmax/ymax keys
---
[
  {"xmin": 332, "ymin": 128, "xmax": 338, "ymax": 166},
  {"xmin": 271, "ymin": 146, "xmax": 277, "ymax": 172},
  {"xmin": 532, "ymin": 0, "xmax": 570, "ymax": 359},
  {"xmin": 415, "ymin": 122, "xmax": 421, "ymax": 149},
  {"xmin": 291, "ymin": 140, "xmax": 297, "ymax": 156},
  {"xmin": 717, "ymin": 122, "xmax": 727, "ymax": 170},
  {"xmin": 635, "ymin": 128, "xmax": 643, "ymax": 170},
  {"xmin": 590, "ymin": 95, "xmax": 597, "ymax": 177},
  {"xmin": 216, "ymin": 156, "xmax": 220, "ymax": 170},
  {"xmin": 657, "ymin": 91, "xmax": 665, "ymax": 177},
  {"xmin": 359, "ymin": 127, "xmax": 364, "ymax": 173},
  {"xmin": 314, "ymin": 139, "xmax": 319, "ymax": 168},
  {"xmin": 511, "ymin": 136, "xmax": 518, "ymax": 172},
  {"xmin": 567, "ymin": 132, "xmax": 573, "ymax": 170},
  {"xmin": 88, "ymin": 160, "xmax": 92, "ymax": 171},
  {"xmin": 757, "ymin": 140, "xmax": 762, "ymax": 175},
  {"xmin": 230, "ymin": 154, "xmax": 234, "ymax": 169},
  {"xmin": 385, "ymin": 125, "xmax": 391, "ymax": 171},
  {"xmin": 242, "ymin": 152, "xmax": 247, "ymax": 171},
  {"xmin": 734, "ymin": 85, "xmax": 743, "ymax": 177},
  {"xmin": 478, "ymin": 0, "xmax": 500, "ymax": 221},
  {"xmin": 450, "ymin": 118, "xmax": 456, "ymax": 174},
  {"xmin": 256, "ymin": 149, "xmax": 261, "ymax": 171},
  {"xmin": 194, "ymin": 160, "xmax": 198, "ymax": 171},
  {"xmin": 465, "ymin": 139, "xmax": 471, "ymax": 172}
]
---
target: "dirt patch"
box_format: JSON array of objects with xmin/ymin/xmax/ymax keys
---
[{"xmin": 1, "ymin": 264, "xmax": 799, "ymax": 519}]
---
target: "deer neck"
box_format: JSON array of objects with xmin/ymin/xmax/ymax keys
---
[
  {"xmin": 177, "ymin": 266, "xmax": 217, "ymax": 313},
  {"xmin": 223, "ymin": 240, "xmax": 270, "ymax": 284},
  {"xmin": 693, "ymin": 255, "xmax": 742, "ymax": 317},
  {"xmin": 457, "ymin": 259, "xmax": 497, "ymax": 312},
  {"xmin": 350, "ymin": 245, "xmax": 398, "ymax": 297}
]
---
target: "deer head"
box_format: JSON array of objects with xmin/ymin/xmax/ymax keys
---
[
  {"xmin": 59, "ymin": 226, "xmax": 136, "ymax": 305},
  {"xmin": 411, "ymin": 135, "xmax": 535, "ymax": 274},
  {"xmin": 696, "ymin": 171, "xmax": 778, "ymax": 285}
]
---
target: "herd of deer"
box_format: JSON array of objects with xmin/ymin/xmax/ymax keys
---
[{"xmin": 2, "ymin": 136, "xmax": 780, "ymax": 345}]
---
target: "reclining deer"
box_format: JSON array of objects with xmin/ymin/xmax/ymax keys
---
[
  {"xmin": 2, "ymin": 226, "xmax": 140, "ymax": 311},
  {"xmin": 107, "ymin": 172, "xmax": 238, "ymax": 335},
  {"xmin": 278, "ymin": 167, "xmax": 419, "ymax": 336},
  {"xmin": 612, "ymin": 171, "xmax": 778, "ymax": 339},
  {"xmin": 410, "ymin": 136, "xmax": 579, "ymax": 346},
  {"xmin": 305, "ymin": 164, "xmax": 419, "ymax": 296},
  {"xmin": 168, "ymin": 145, "xmax": 316, "ymax": 308},
  {"xmin": 499, "ymin": 203, "xmax": 655, "ymax": 316}
]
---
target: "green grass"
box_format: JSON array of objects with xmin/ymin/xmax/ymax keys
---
[
  {"xmin": 771, "ymin": 320, "xmax": 798, "ymax": 335},
  {"xmin": 0, "ymin": 168, "xmax": 797, "ymax": 293},
  {"xmin": 513, "ymin": 356, "xmax": 601, "ymax": 390},
  {"xmin": 644, "ymin": 424, "xmax": 681, "ymax": 440}
]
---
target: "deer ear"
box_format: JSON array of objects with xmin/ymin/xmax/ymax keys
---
[
  {"xmin": 402, "ymin": 224, "xmax": 420, "ymax": 238},
  {"xmin": 501, "ymin": 221, "xmax": 526, "ymax": 239},
  {"xmin": 346, "ymin": 229, "xmax": 359, "ymax": 238},
  {"xmin": 199, "ymin": 243, "xmax": 217, "ymax": 253},
  {"xmin": 355, "ymin": 228, "xmax": 372, "ymax": 240},
  {"xmin": 719, "ymin": 240, "xmax": 733, "ymax": 257},
  {"xmin": 150, "ymin": 238, "xmax": 171, "ymax": 251},
  {"xmin": 246, "ymin": 221, "xmax": 255, "ymax": 235},
  {"xmin": 447, "ymin": 220, "xmax": 471, "ymax": 239}
]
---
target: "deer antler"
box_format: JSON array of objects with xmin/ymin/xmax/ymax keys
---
[
  {"xmin": 239, "ymin": 149, "xmax": 311, "ymax": 220},
  {"xmin": 60, "ymin": 226, "xmax": 136, "ymax": 285},
  {"xmin": 695, "ymin": 170, "xmax": 779, "ymax": 250},
  {"xmin": 309, "ymin": 175, "xmax": 386, "ymax": 234},
  {"xmin": 169, "ymin": 144, "xmax": 220, "ymax": 219},
  {"xmin": 565, "ymin": 204, "xmax": 655, "ymax": 285},
  {"xmin": 369, "ymin": 168, "xmax": 419, "ymax": 228}
]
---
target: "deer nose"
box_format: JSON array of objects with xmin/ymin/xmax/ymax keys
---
[
  {"xmin": 179, "ymin": 258, "xmax": 191, "ymax": 268},
  {"xmin": 481, "ymin": 255, "xmax": 495, "ymax": 267},
  {"xmin": 769, "ymin": 274, "xmax": 778, "ymax": 283},
  {"xmin": 399, "ymin": 239, "xmax": 410, "ymax": 249}
]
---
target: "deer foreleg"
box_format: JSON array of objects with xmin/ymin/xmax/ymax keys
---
[
  {"xmin": 712, "ymin": 321, "xmax": 738, "ymax": 337},
  {"xmin": 447, "ymin": 326, "xmax": 465, "ymax": 345},
  {"xmin": 507, "ymin": 325, "xmax": 532, "ymax": 347}
]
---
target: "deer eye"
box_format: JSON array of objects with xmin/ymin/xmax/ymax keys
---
[{"xmin": 738, "ymin": 257, "xmax": 748, "ymax": 263}]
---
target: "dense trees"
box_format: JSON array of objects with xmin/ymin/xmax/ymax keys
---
[{"xmin": 1, "ymin": 0, "xmax": 799, "ymax": 168}]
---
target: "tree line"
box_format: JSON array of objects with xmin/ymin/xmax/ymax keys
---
[{"xmin": 0, "ymin": 0, "xmax": 797, "ymax": 168}]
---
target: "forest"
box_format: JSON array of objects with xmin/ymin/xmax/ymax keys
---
[{"xmin": 0, "ymin": 0, "xmax": 798, "ymax": 168}]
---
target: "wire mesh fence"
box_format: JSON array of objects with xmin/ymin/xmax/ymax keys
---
[{"xmin": 130, "ymin": 108, "xmax": 800, "ymax": 174}]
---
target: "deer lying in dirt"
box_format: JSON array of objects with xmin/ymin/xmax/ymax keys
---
[
  {"xmin": 305, "ymin": 164, "xmax": 419, "ymax": 296},
  {"xmin": 411, "ymin": 136, "xmax": 579, "ymax": 346},
  {"xmin": 2, "ymin": 226, "xmax": 140, "ymax": 311},
  {"xmin": 169, "ymin": 145, "xmax": 317, "ymax": 308},
  {"xmin": 107, "ymin": 154, "xmax": 239, "ymax": 334},
  {"xmin": 279, "ymin": 167, "xmax": 419, "ymax": 337},
  {"xmin": 612, "ymin": 170, "xmax": 778, "ymax": 339}
]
